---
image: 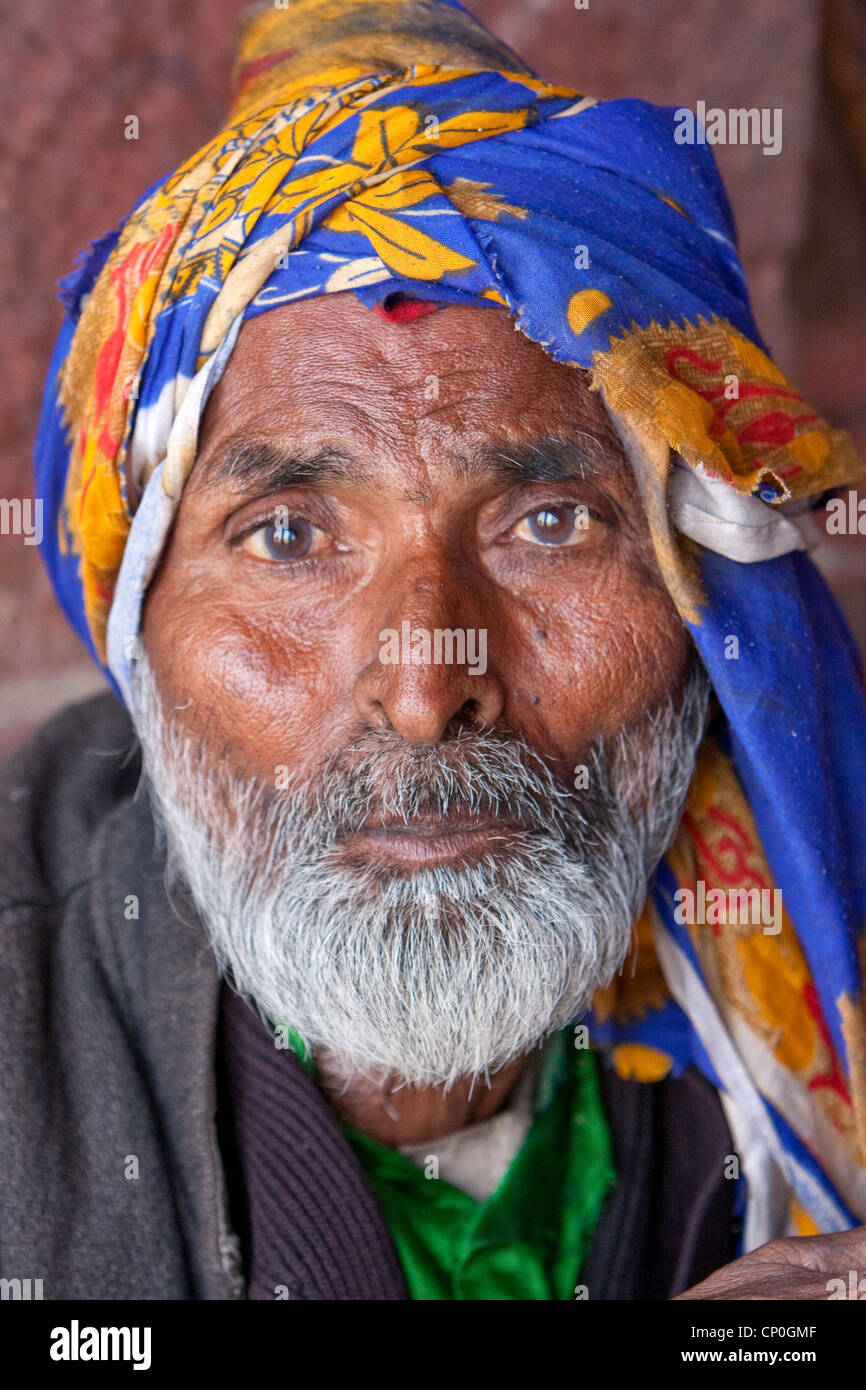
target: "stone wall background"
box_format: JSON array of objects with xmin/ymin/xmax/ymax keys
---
[{"xmin": 1, "ymin": 0, "xmax": 864, "ymax": 752}]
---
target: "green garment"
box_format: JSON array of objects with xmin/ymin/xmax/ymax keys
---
[{"xmin": 274, "ymin": 1022, "xmax": 616, "ymax": 1301}]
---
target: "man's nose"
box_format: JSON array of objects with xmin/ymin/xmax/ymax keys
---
[{"xmin": 352, "ymin": 562, "xmax": 505, "ymax": 742}]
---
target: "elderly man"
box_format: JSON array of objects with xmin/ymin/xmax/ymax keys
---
[{"xmin": 4, "ymin": 0, "xmax": 866, "ymax": 1302}]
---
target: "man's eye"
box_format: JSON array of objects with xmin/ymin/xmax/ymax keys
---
[
  {"xmin": 511, "ymin": 504, "xmax": 592, "ymax": 547},
  {"xmin": 239, "ymin": 516, "xmax": 329, "ymax": 562}
]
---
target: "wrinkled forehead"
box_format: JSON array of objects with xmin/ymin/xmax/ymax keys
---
[{"xmin": 192, "ymin": 292, "xmax": 631, "ymax": 492}]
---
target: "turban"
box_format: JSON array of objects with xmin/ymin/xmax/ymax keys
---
[{"xmin": 34, "ymin": 0, "xmax": 866, "ymax": 1248}]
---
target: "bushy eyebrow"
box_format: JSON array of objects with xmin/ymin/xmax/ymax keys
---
[
  {"xmin": 197, "ymin": 441, "xmax": 365, "ymax": 494},
  {"xmin": 468, "ymin": 434, "xmax": 622, "ymax": 484},
  {"xmin": 195, "ymin": 432, "xmax": 623, "ymax": 499}
]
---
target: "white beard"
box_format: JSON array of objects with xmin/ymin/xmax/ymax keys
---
[{"xmin": 132, "ymin": 652, "xmax": 710, "ymax": 1089}]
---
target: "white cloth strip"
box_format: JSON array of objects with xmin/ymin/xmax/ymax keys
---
[{"xmin": 669, "ymin": 460, "xmax": 824, "ymax": 563}]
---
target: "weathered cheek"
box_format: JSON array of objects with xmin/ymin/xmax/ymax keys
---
[
  {"xmin": 506, "ymin": 579, "xmax": 689, "ymax": 756},
  {"xmin": 146, "ymin": 580, "xmax": 373, "ymax": 778},
  {"xmin": 199, "ymin": 619, "xmax": 325, "ymax": 737},
  {"xmin": 583, "ymin": 586, "xmax": 690, "ymax": 728}
]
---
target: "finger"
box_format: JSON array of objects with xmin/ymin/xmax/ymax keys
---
[{"xmin": 744, "ymin": 1225, "xmax": 866, "ymax": 1273}]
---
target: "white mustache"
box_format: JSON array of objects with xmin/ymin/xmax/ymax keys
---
[{"xmin": 131, "ymin": 650, "xmax": 711, "ymax": 1088}]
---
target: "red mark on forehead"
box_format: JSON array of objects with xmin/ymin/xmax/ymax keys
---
[{"xmin": 371, "ymin": 295, "xmax": 441, "ymax": 324}]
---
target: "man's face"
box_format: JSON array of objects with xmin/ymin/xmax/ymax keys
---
[
  {"xmin": 143, "ymin": 294, "xmax": 691, "ymax": 791},
  {"xmin": 137, "ymin": 294, "xmax": 707, "ymax": 1087}
]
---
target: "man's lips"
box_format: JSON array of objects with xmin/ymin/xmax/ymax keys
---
[{"xmin": 339, "ymin": 817, "xmax": 526, "ymax": 866}]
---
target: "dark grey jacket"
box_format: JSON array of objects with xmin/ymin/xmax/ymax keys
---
[
  {"xmin": 0, "ymin": 694, "xmax": 737, "ymax": 1300},
  {"xmin": 0, "ymin": 693, "xmax": 246, "ymax": 1298}
]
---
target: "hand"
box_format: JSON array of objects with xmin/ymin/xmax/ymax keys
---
[{"xmin": 674, "ymin": 1225, "xmax": 866, "ymax": 1300}]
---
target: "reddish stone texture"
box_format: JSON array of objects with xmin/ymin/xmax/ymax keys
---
[
  {"xmin": 0, "ymin": 0, "xmax": 863, "ymax": 742},
  {"xmin": 0, "ymin": 0, "xmax": 242, "ymax": 712}
]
